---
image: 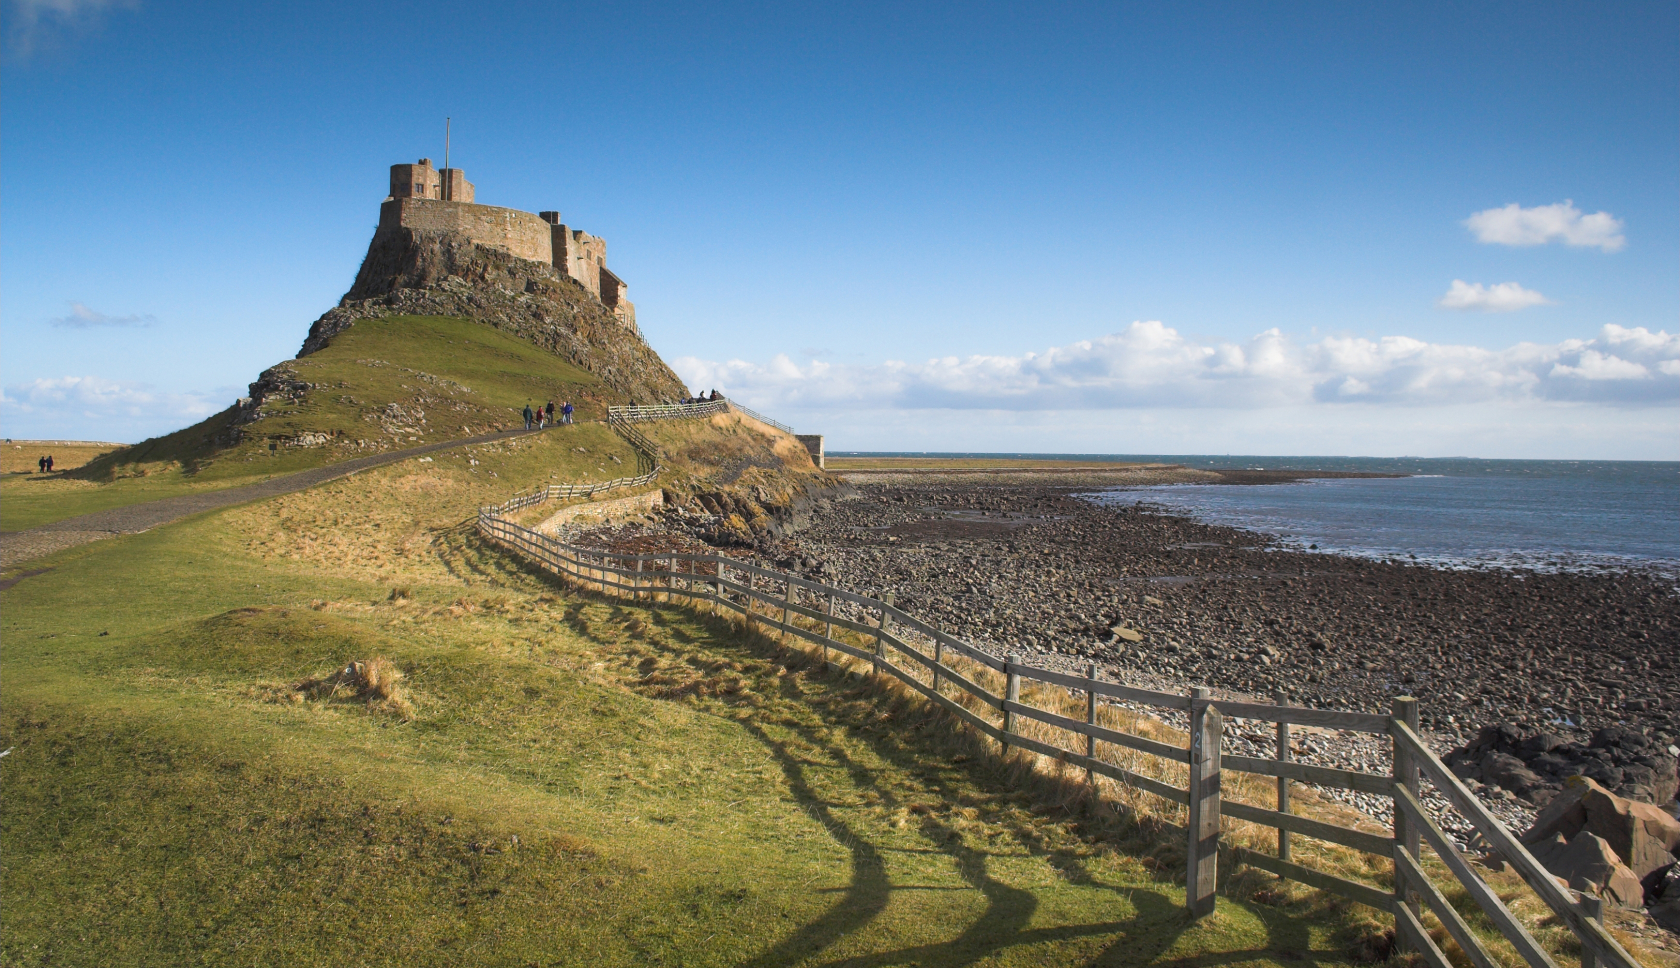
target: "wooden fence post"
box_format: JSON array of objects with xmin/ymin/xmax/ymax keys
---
[
  {"xmin": 1002, "ymin": 656, "xmax": 1021, "ymax": 751},
  {"xmin": 821, "ymin": 592, "xmax": 833, "ymax": 666},
  {"xmin": 783, "ymin": 575, "xmax": 796, "ymax": 640},
  {"xmin": 634, "ymin": 558, "xmax": 643, "ymax": 602},
  {"xmin": 1275, "ymin": 689, "xmax": 1291, "ymax": 864},
  {"xmin": 1581, "ymin": 894, "xmax": 1603, "ymax": 968},
  {"xmin": 875, "ymin": 593, "xmax": 894, "ymax": 674},
  {"xmin": 1086, "ymin": 663, "xmax": 1099, "ymax": 786},
  {"xmin": 1187, "ymin": 686, "xmax": 1221, "ymax": 919},
  {"xmin": 1392, "ymin": 695, "xmax": 1421, "ymax": 938},
  {"xmin": 933, "ymin": 639, "xmax": 944, "ymax": 695}
]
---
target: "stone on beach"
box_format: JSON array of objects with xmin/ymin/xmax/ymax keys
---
[{"xmin": 1523, "ymin": 776, "xmax": 1680, "ymax": 883}]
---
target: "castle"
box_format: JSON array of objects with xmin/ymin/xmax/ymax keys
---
[{"xmin": 381, "ymin": 159, "xmax": 635, "ymax": 330}]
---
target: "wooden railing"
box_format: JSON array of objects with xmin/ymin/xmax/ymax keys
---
[
  {"xmin": 475, "ymin": 497, "xmax": 1640, "ymax": 968},
  {"xmin": 608, "ymin": 401, "xmax": 729, "ymax": 423},
  {"xmin": 724, "ymin": 400, "xmax": 794, "ymax": 434}
]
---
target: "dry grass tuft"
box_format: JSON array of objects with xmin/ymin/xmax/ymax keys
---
[{"xmin": 284, "ymin": 655, "xmax": 415, "ymax": 718}]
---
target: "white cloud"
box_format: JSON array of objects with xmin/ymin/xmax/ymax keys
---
[
  {"xmin": 1436, "ymin": 280, "xmax": 1551, "ymax": 313},
  {"xmin": 1, "ymin": 375, "xmax": 220, "ymax": 441},
  {"xmin": 48, "ymin": 301, "xmax": 157, "ymax": 328},
  {"xmin": 7, "ymin": 0, "xmax": 138, "ymax": 57},
  {"xmin": 1464, "ymin": 201, "xmax": 1625, "ymax": 252},
  {"xmin": 673, "ymin": 322, "xmax": 1680, "ymax": 414}
]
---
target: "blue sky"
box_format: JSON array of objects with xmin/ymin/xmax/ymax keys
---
[{"xmin": 3, "ymin": 0, "xmax": 1676, "ymax": 457}]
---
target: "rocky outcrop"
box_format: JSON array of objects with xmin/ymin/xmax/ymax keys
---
[
  {"xmin": 300, "ymin": 227, "xmax": 687, "ymax": 406},
  {"xmin": 1448, "ymin": 723, "xmax": 1680, "ymax": 807},
  {"xmin": 1521, "ymin": 776, "xmax": 1680, "ymax": 910}
]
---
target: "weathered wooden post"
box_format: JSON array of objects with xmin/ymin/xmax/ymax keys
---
[
  {"xmin": 1392, "ymin": 695, "xmax": 1422, "ymax": 939},
  {"xmin": 1581, "ymin": 894, "xmax": 1604, "ymax": 968},
  {"xmin": 1086, "ymin": 663, "xmax": 1099, "ymax": 787},
  {"xmin": 634, "ymin": 557, "xmax": 644, "ymax": 602},
  {"xmin": 1002, "ymin": 655, "xmax": 1021, "ymax": 751},
  {"xmin": 1274, "ymin": 689, "xmax": 1292, "ymax": 864},
  {"xmin": 1187, "ymin": 686, "xmax": 1222, "ymax": 919},
  {"xmin": 783, "ymin": 574, "xmax": 797, "ymax": 641},
  {"xmin": 932, "ymin": 639, "xmax": 944, "ymax": 695},
  {"xmin": 875, "ymin": 592, "xmax": 894, "ymax": 675}
]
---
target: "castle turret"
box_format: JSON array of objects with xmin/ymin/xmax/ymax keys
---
[{"xmin": 389, "ymin": 159, "xmax": 473, "ymax": 202}]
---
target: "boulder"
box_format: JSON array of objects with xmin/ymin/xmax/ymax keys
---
[
  {"xmin": 1527, "ymin": 830, "xmax": 1645, "ymax": 910},
  {"xmin": 1522, "ymin": 775, "xmax": 1680, "ymax": 880},
  {"xmin": 1482, "ymin": 751, "xmax": 1546, "ymax": 795}
]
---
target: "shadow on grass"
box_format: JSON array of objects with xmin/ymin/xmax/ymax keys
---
[{"xmin": 512, "ymin": 552, "xmax": 1360, "ymax": 968}]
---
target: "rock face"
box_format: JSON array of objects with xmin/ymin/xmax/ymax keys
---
[
  {"xmin": 1522, "ymin": 776, "xmax": 1680, "ymax": 908},
  {"xmin": 301, "ymin": 226, "xmax": 688, "ymax": 406},
  {"xmin": 1448, "ymin": 722, "xmax": 1680, "ymax": 807}
]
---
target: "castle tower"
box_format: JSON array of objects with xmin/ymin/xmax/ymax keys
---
[{"xmin": 389, "ymin": 159, "xmax": 473, "ymax": 202}]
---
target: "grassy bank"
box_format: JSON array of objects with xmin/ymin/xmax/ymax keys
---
[{"xmin": 0, "ymin": 415, "xmax": 1395, "ymax": 967}]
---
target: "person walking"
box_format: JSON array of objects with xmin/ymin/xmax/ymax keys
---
[
  {"xmin": 523, "ymin": 403, "xmax": 534, "ymax": 430},
  {"xmin": 36, "ymin": 456, "xmax": 46, "ymax": 473},
  {"xmin": 45, "ymin": 455, "xmax": 54, "ymax": 472},
  {"xmin": 546, "ymin": 401, "xmax": 556, "ymax": 425},
  {"xmin": 561, "ymin": 401, "xmax": 573, "ymax": 425}
]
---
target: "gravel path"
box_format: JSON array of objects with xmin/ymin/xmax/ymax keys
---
[{"xmin": 0, "ymin": 426, "xmax": 557, "ymax": 568}]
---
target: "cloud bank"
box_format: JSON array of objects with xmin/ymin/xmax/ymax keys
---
[
  {"xmin": 1437, "ymin": 280, "xmax": 1550, "ymax": 313},
  {"xmin": 1465, "ymin": 201, "xmax": 1625, "ymax": 252},
  {"xmin": 673, "ymin": 322, "xmax": 1680, "ymax": 413},
  {"xmin": 1, "ymin": 375, "xmax": 220, "ymax": 440},
  {"xmin": 49, "ymin": 301, "xmax": 157, "ymax": 328}
]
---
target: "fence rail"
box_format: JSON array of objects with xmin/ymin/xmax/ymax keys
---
[
  {"xmin": 724, "ymin": 400, "xmax": 794, "ymax": 434},
  {"xmin": 475, "ymin": 489, "xmax": 1639, "ymax": 968},
  {"xmin": 608, "ymin": 401, "xmax": 729, "ymax": 423}
]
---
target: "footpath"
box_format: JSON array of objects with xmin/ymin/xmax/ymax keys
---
[{"xmin": 0, "ymin": 426, "xmax": 556, "ymax": 569}]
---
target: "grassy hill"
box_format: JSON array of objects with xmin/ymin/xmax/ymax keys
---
[
  {"xmin": 2, "ymin": 418, "xmax": 1389, "ymax": 967},
  {"xmin": 0, "ymin": 315, "xmax": 626, "ymax": 533}
]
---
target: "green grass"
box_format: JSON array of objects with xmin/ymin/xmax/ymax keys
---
[
  {"xmin": 0, "ymin": 429, "xmax": 1381, "ymax": 967},
  {"xmin": 1, "ymin": 315, "xmax": 620, "ymax": 531}
]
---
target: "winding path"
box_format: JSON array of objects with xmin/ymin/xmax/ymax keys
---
[{"xmin": 1, "ymin": 426, "xmax": 557, "ymax": 568}]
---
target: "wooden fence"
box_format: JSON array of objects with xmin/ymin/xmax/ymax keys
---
[
  {"xmin": 475, "ymin": 501, "xmax": 1640, "ymax": 968},
  {"xmin": 608, "ymin": 401, "xmax": 730, "ymax": 423}
]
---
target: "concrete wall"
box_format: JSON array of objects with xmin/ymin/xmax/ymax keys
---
[
  {"xmin": 795, "ymin": 434, "xmax": 825, "ymax": 469},
  {"xmin": 381, "ymin": 197, "xmax": 553, "ymax": 265},
  {"xmin": 532, "ymin": 489, "xmax": 663, "ymax": 532}
]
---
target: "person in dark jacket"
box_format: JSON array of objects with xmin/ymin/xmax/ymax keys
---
[
  {"xmin": 523, "ymin": 403, "xmax": 534, "ymax": 430},
  {"xmin": 561, "ymin": 401, "xmax": 574, "ymax": 425}
]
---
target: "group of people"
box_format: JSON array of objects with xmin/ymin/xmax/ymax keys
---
[
  {"xmin": 518, "ymin": 391, "xmax": 723, "ymax": 430},
  {"xmin": 33, "ymin": 454, "xmax": 56, "ymax": 473},
  {"xmin": 522, "ymin": 400, "xmax": 574, "ymax": 430}
]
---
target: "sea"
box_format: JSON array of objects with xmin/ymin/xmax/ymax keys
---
[{"xmin": 834, "ymin": 453, "xmax": 1680, "ymax": 575}]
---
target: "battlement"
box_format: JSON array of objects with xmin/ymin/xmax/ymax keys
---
[{"xmin": 380, "ymin": 160, "xmax": 635, "ymax": 330}]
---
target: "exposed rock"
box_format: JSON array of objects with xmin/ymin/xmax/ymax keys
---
[
  {"xmin": 1523, "ymin": 776, "xmax": 1680, "ymax": 881},
  {"xmin": 1449, "ymin": 721, "xmax": 1679, "ymax": 806},
  {"xmin": 302, "ymin": 227, "xmax": 688, "ymax": 406},
  {"xmin": 1528, "ymin": 831, "xmax": 1645, "ymax": 909}
]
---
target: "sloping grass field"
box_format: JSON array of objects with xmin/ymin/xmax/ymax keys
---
[
  {"xmin": 2, "ymin": 419, "xmax": 1393, "ymax": 967},
  {"xmin": 1, "ymin": 316, "xmax": 616, "ymax": 533}
]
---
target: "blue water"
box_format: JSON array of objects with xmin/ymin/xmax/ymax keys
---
[{"xmin": 835, "ymin": 453, "xmax": 1680, "ymax": 574}]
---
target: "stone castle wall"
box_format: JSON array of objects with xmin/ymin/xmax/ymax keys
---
[
  {"xmin": 380, "ymin": 197, "xmax": 552, "ymax": 265},
  {"xmin": 380, "ymin": 161, "xmax": 633, "ymax": 329}
]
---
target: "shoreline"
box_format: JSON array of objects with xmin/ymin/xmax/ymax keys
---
[{"xmin": 762, "ymin": 478, "xmax": 1679, "ymax": 744}]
